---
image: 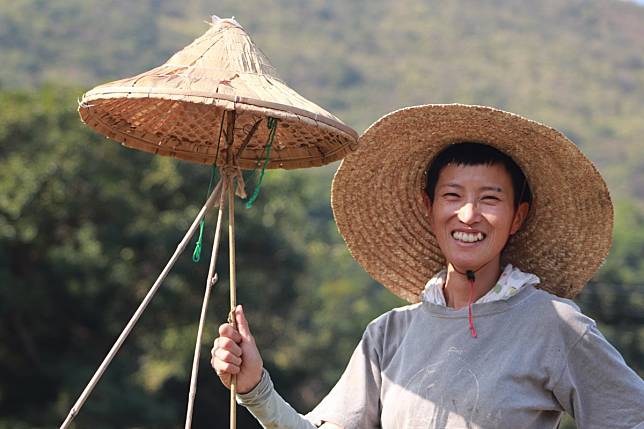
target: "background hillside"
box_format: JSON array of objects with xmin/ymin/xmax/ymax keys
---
[
  {"xmin": 2, "ymin": 0, "xmax": 644, "ymax": 196},
  {"xmin": 0, "ymin": 0, "xmax": 642, "ymax": 428}
]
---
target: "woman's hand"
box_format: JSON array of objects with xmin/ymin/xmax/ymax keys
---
[{"xmin": 211, "ymin": 305, "xmax": 264, "ymax": 394}]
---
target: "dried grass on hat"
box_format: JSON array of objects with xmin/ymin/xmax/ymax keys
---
[{"xmin": 332, "ymin": 104, "xmax": 613, "ymax": 302}]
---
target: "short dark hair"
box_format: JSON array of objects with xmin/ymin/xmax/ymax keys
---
[{"xmin": 425, "ymin": 142, "xmax": 532, "ymax": 209}]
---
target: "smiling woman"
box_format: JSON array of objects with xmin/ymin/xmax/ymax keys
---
[{"xmin": 211, "ymin": 104, "xmax": 644, "ymax": 428}]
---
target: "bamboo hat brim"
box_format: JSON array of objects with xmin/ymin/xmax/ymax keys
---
[
  {"xmin": 331, "ymin": 104, "xmax": 613, "ymax": 302},
  {"xmin": 79, "ymin": 18, "xmax": 357, "ymax": 169}
]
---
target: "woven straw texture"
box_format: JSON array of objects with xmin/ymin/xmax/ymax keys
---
[
  {"xmin": 79, "ymin": 18, "xmax": 358, "ymax": 169},
  {"xmin": 332, "ymin": 104, "xmax": 613, "ymax": 302}
]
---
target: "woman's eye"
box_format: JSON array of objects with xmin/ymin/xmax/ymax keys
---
[
  {"xmin": 482, "ymin": 195, "xmax": 500, "ymax": 201},
  {"xmin": 443, "ymin": 192, "xmax": 460, "ymax": 198}
]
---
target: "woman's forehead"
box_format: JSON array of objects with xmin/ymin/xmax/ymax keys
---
[{"xmin": 437, "ymin": 163, "xmax": 513, "ymax": 189}]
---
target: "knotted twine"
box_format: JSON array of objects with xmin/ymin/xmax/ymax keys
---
[
  {"xmin": 192, "ymin": 166, "xmax": 247, "ymax": 262},
  {"xmin": 192, "ymin": 116, "xmax": 277, "ymax": 261}
]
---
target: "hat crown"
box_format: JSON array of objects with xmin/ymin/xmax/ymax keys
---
[{"xmin": 164, "ymin": 18, "xmax": 279, "ymax": 80}]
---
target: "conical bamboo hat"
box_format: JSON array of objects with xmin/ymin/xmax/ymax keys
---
[{"xmin": 79, "ymin": 17, "xmax": 358, "ymax": 169}]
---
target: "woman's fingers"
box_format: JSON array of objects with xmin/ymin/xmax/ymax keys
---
[
  {"xmin": 211, "ymin": 334, "xmax": 244, "ymax": 382},
  {"xmin": 218, "ymin": 322, "xmax": 242, "ymax": 343},
  {"xmin": 213, "ymin": 359, "xmax": 240, "ymax": 375},
  {"xmin": 215, "ymin": 336, "xmax": 242, "ymax": 356},
  {"xmin": 214, "ymin": 360, "xmax": 240, "ymax": 374},
  {"xmin": 216, "ymin": 305, "xmax": 253, "ymax": 344},
  {"xmin": 211, "ymin": 348, "xmax": 241, "ymax": 376},
  {"xmin": 215, "ymin": 347, "xmax": 242, "ymax": 366},
  {"xmin": 235, "ymin": 305, "xmax": 253, "ymax": 341}
]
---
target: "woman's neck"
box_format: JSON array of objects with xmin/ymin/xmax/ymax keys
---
[{"xmin": 443, "ymin": 259, "xmax": 502, "ymax": 309}]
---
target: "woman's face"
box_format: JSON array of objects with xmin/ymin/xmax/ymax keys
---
[{"xmin": 423, "ymin": 163, "xmax": 529, "ymax": 273}]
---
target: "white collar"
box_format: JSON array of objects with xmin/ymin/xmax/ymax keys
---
[{"xmin": 421, "ymin": 264, "xmax": 541, "ymax": 306}]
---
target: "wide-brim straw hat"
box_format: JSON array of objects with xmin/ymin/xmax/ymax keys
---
[
  {"xmin": 79, "ymin": 17, "xmax": 357, "ymax": 169},
  {"xmin": 331, "ymin": 104, "xmax": 613, "ymax": 302}
]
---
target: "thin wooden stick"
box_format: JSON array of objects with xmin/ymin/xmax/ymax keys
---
[
  {"xmin": 60, "ymin": 181, "xmax": 225, "ymax": 429},
  {"xmin": 184, "ymin": 179, "xmax": 228, "ymax": 429},
  {"xmin": 225, "ymin": 109, "xmax": 239, "ymax": 429},
  {"xmin": 228, "ymin": 172, "xmax": 238, "ymax": 429}
]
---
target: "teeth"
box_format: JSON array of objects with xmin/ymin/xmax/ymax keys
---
[{"xmin": 452, "ymin": 231, "xmax": 484, "ymax": 243}]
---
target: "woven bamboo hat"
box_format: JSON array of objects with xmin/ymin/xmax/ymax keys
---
[
  {"xmin": 332, "ymin": 104, "xmax": 613, "ymax": 302},
  {"xmin": 79, "ymin": 17, "xmax": 357, "ymax": 169}
]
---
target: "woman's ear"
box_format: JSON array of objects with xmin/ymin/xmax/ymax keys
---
[
  {"xmin": 510, "ymin": 202, "xmax": 530, "ymax": 235},
  {"xmin": 422, "ymin": 192, "xmax": 434, "ymax": 230}
]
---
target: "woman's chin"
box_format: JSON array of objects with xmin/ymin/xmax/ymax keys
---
[{"xmin": 446, "ymin": 254, "xmax": 500, "ymax": 273}]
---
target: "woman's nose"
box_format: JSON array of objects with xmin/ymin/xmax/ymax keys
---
[{"xmin": 457, "ymin": 202, "xmax": 480, "ymax": 224}]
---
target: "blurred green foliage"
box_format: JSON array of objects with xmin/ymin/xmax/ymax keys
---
[{"xmin": 0, "ymin": 0, "xmax": 643, "ymax": 428}]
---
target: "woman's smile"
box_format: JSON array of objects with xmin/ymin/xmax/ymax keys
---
[{"xmin": 451, "ymin": 230, "xmax": 486, "ymax": 243}]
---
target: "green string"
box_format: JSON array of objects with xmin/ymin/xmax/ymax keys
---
[
  {"xmin": 246, "ymin": 117, "xmax": 278, "ymax": 209},
  {"xmin": 192, "ymin": 164, "xmax": 218, "ymax": 263},
  {"xmin": 191, "ymin": 112, "xmax": 225, "ymax": 263}
]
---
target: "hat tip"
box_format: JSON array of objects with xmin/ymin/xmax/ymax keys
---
[{"xmin": 210, "ymin": 14, "xmax": 243, "ymax": 29}]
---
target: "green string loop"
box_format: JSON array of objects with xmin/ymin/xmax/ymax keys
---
[
  {"xmin": 192, "ymin": 231, "xmax": 203, "ymax": 262},
  {"xmin": 192, "ymin": 164, "xmax": 218, "ymax": 263},
  {"xmin": 246, "ymin": 117, "xmax": 278, "ymax": 209}
]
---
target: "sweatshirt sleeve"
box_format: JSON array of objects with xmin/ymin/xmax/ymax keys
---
[
  {"xmin": 236, "ymin": 369, "xmax": 319, "ymax": 429},
  {"xmin": 304, "ymin": 320, "xmax": 384, "ymax": 428},
  {"xmin": 552, "ymin": 323, "xmax": 644, "ymax": 429}
]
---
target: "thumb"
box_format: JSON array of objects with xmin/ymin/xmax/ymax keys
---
[{"xmin": 235, "ymin": 305, "xmax": 253, "ymax": 340}]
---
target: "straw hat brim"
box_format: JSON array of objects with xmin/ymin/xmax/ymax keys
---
[
  {"xmin": 331, "ymin": 104, "xmax": 613, "ymax": 302},
  {"xmin": 79, "ymin": 89, "xmax": 358, "ymax": 169}
]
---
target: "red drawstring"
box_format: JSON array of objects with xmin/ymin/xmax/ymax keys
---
[{"xmin": 468, "ymin": 279, "xmax": 477, "ymax": 338}]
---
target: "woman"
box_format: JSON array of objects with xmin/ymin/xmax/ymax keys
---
[{"xmin": 211, "ymin": 104, "xmax": 644, "ymax": 428}]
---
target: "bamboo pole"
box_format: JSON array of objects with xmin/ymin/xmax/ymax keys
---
[
  {"xmin": 223, "ymin": 109, "xmax": 239, "ymax": 429},
  {"xmin": 184, "ymin": 179, "xmax": 228, "ymax": 429},
  {"xmin": 228, "ymin": 172, "xmax": 238, "ymax": 429},
  {"xmin": 60, "ymin": 181, "xmax": 224, "ymax": 429}
]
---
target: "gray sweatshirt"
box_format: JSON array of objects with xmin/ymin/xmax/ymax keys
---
[{"xmin": 238, "ymin": 285, "xmax": 644, "ymax": 428}]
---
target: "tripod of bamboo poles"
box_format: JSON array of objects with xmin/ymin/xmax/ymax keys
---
[
  {"xmin": 186, "ymin": 109, "xmax": 241, "ymax": 429},
  {"xmin": 59, "ymin": 109, "xmax": 244, "ymax": 429}
]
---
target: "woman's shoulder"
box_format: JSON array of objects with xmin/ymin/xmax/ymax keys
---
[
  {"xmin": 524, "ymin": 286, "xmax": 597, "ymax": 339},
  {"xmin": 368, "ymin": 301, "xmax": 425, "ymax": 326},
  {"xmin": 361, "ymin": 302, "xmax": 426, "ymax": 342}
]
